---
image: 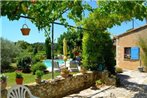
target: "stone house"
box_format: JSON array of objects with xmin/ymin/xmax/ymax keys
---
[{"xmin": 114, "ymin": 24, "xmax": 147, "ymax": 70}]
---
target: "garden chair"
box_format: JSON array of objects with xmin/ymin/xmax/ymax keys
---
[
  {"xmin": 69, "ymin": 60, "xmax": 79, "ymax": 72},
  {"xmin": 7, "ymin": 85, "xmax": 39, "ymax": 98},
  {"xmin": 54, "ymin": 61, "xmax": 60, "ymax": 72}
]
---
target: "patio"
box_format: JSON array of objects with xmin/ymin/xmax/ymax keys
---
[{"xmin": 65, "ymin": 69, "xmax": 147, "ymax": 98}]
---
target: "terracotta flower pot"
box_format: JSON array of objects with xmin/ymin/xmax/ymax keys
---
[
  {"xmin": 80, "ymin": 67, "xmax": 87, "ymax": 74},
  {"xmin": 95, "ymin": 83, "xmax": 103, "ymax": 89},
  {"xmin": 74, "ymin": 52, "xmax": 79, "ymax": 56},
  {"xmin": 35, "ymin": 77, "xmax": 41, "ymax": 84},
  {"xmin": 20, "ymin": 24, "xmax": 30, "ymax": 36},
  {"xmin": 16, "ymin": 78, "xmax": 23, "ymax": 85},
  {"xmin": 60, "ymin": 72, "xmax": 69, "ymax": 78}
]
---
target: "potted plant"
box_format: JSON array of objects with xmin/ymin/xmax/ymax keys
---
[
  {"xmin": 16, "ymin": 72, "xmax": 23, "ymax": 84},
  {"xmin": 35, "ymin": 70, "xmax": 44, "ymax": 84},
  {"xmin": 0, "ymin": 74, "xmax": 7, "ymax": 90},
  {"xmin": 138, "ymin": 66, "xmax": 144, "ymax": 72},
  {"xmin": 80, "ymin": 66, "xmax": 87, "ymax": 74},
  {"xmin": 95, "ymin": 79, "xmax": 103, "ymax": 88},
  {"xmin": 60, "ymin": 67, "xmax": 70, "ymax": 78}
]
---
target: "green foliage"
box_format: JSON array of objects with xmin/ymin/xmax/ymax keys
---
[
  {"xmin": 0, "ymin": 74, "xmax": 7, "ymax": 82},
  {"xmin": 33, "ymin": 46, "xmax": 38, "ymax": 55},
  {"xmin": 16, "ymin": 72, "xmax": 23, "ymax": 78},
  {"xmin": 4, "ymin": 72, "xmax": 60, "ymax": 87},
  {"xmin": 1, "ymin": 38, "xmax": 21, "ymax": 71},
  {"xmin": 57, "ymin": 29, "xmax": 83, "ymax": 54},
  {"xmin": 33, "ymin": 42, "xmax": 45, "ymax": 51},
  {"xmin": 95, "ymin": 79, "xmax": 103, "ymax": 85},
  {"xmin": 82, "ymin": 31, "xmax": 115, "ymax": 74},
  {"xmin": 31, "ymin": 62, "xmax": 46, "ymax": 74},
  {"xmin": 17, "ymin": 56, "xmax": 32, "ymax": 73},
  {"xmin": 45, "ymin": 37, "xmax": 51, "ymax": 59},
  {"xmin": 32, "ymin": 55, "xmax": 41, "ymax": 64},
  {"xmin": 84, "ymin": 1, "xmax": 147, "ymax": 30},
  {"xmin": 115, "ymin": 67, "xmax": 123, "ymax": 73},
  {"xmin": 138, "ymin": 38, "xmax": 147, "ymax": 68},
  {"xmin": 1, "ymin": 1, "xmax": 88, "ymax": 30},
  {"xmin": 80, "ymin": 1, "xmax": 147, "ymax": 74},
  {"xmin": 35, "ymin": 70, "xmax": 44, "ymax": 78},
  {"xmin": 61, "ymin": 67, "xmax": 69, "ymax": 74},
  {"xmin": 27, "ymin": 45, "xmax": 33, "ymax": 52},
  {"xmin": 15, "ymin": 40, "xmax": 30, "ymax": 50}
]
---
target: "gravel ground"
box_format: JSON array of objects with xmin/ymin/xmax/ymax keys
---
[{"xmin": 64, "ymin": 70, "xmax": 147, "ymax": 98}]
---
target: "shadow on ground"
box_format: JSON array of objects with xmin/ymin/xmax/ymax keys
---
[
  {"xmin": 118, "ymin": 73, "xmax": 147, "ymax": 98},
  {"xmin": 65, "ymin": 72, "xmax": 147, "ymax": 98}
]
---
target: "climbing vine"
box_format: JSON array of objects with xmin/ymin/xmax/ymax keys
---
[
  {"xmin": 1, "ymin": 0, "xmax": 92, "ymax": 30},
  {"xmin": 82, "ymin": 1, "xmax": 147, "ymax": 73}
]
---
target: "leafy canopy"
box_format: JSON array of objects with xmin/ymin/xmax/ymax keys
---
[
  {"xmin": 83, "ymin": 1, "xmax": 147, "ymax": 31},
  {"xmin": 1, "ymin": 0, "xmax": 92, "ymax": 30}
]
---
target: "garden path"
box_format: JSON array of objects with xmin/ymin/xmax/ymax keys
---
[{"xmin": 64, "ymin": 69, "xmax": 147, "ymax": 98}]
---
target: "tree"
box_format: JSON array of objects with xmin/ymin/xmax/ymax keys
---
[
  {"xmin": 57, "ymin": 28, "xmax": 83, "ymax": 55},
  {"xmin": 1, "ymin": 38, "xmax": 21, "ymax": 71},
  {"xmin": 33, "ymin": 46, "xmax": 38, "ymax": 55},
  {"xmin": 82, "ymin": 1, "xmax": 147, "ymax": 73},
  {"xmin": 15, "ymin": 40, "xmax": 30, "ymax": 50},
  {"xmin": 17, "ymin": 56, "xmax": 32, "ymax": 73},
  {"xmin": 45, "ymin": 37, "xmax": 51, "ymax": 59},
  {"xmin": 82, "ymin": 31, "xmax": 115, "ymax": 73},
  {"xmin": 33, "ymin": 42, "xmax": 45, "ymax": 51},
  {"xmin": 138, "ymin": 38, "xmax": 147, "ymax": 71},
  {"xmin": 83, "ymin": 1, "xmax": 147, "ymax": 30},
  {"xmin": 1, "ymin": 1, "xmax": 91, "ymax": 30}
]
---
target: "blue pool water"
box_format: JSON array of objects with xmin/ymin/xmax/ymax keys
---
[{"xmin": 43, "ymin": 59, "xmax": 65, "ymax": 68}]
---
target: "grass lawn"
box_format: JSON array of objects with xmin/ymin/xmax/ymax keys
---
[
  {"xmin": 4, "ymin": 72, "xmax": 60, "ymax": 87},
  {"xmin": 4, "ymin": 63, "xmax": 78, "ymax": 87}
]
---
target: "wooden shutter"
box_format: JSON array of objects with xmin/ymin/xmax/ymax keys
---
[{"xmin": 131, "ymin": 47, "xmax": 140, "ymax": 60}]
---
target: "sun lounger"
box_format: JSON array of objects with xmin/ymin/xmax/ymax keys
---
[
  {"xmin": 54, "ymin": 61, "xmax": 60, "ymax": 72},
  {"xmin": 69, "ymin": 60, "xmax": 79, "ymax": 72}
]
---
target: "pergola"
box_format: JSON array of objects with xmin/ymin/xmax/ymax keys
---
[{"xmin": 20, "ymin": 15, "xmax": 92, "ymax": 79}]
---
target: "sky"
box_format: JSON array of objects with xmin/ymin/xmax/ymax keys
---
[{"xmin": 0, "ymin": 1, "xmax": 146, "ymax": 43}]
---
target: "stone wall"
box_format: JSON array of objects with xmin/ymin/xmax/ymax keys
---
[{"xmin": 1, "ymin": 71, "xmax": 102, "ymax": 98}]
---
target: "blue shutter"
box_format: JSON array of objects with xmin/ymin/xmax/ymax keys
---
[{"xmin": 131, "ymin": 47, "xmax": 139, "ymax": 60}]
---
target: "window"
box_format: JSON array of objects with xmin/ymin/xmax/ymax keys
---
[
  {"xmin": 124, "ymin": 47, "xmax": 131, "ymax": 59},
  {"xmin": 124, "ymin": 47, "xmax": 140, "ymax": 60}
]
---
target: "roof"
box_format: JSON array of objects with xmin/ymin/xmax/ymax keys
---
[{"xmin": 114, "ymin": 24, "xmax": 147, "ymax": 39}]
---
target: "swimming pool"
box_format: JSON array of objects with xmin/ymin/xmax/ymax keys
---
[{"xmin": 43, "ymin": 59, "xmax": 65, "ymax": 68}]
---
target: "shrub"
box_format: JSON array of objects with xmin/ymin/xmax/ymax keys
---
[
  {"xmin": 0, "ymin": 74, "xmax": 7, "ymax": 83},
  {"xmin": 35, "ymin": 70, "xmax": 44, "ymax": 78},
  {"xmin": 12, "ymin": 58, "xmax": 17, "ymax": 63},
  {"xmin": 31, "ymin": 62, "xmax": 46, "ymax": 74},
  {"xmin": 16, "ymin": 72, "xmax": 23, "ymax": 78},
  {"xmin": 32, "ymin": 56, "xmax": 41, "ymax": 64},
  {"xmin": 95, "ymin": 79, "xmax": 103, "ymax": 85},
  {"xmin": 115, "ymin": 67, "xmax": 123, "ymax": 73},
  {"xmin": 45, "ymin": 37, "xmax": 51, "ymax": 59},
  {"xmin": 82, "ymin": 31, "xmax": 116, "ymax": 74},
  {"xmin": 61, "ymin": 67, "xmax": 69, "ymax": 74},
  {"xmin": 33, "ymin": 47, "xmax": 38, "ymax": 55},
  {"xmin": 1, "ymin": 38, "xmax": 21, "ymax": 71},
  {"xmin": 17, "ymin": 56, "xmax": 32, "ymax": 73},
  {"xmin": 138, "ymin": 38, "xmax": 147, "ymax": 70}
]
